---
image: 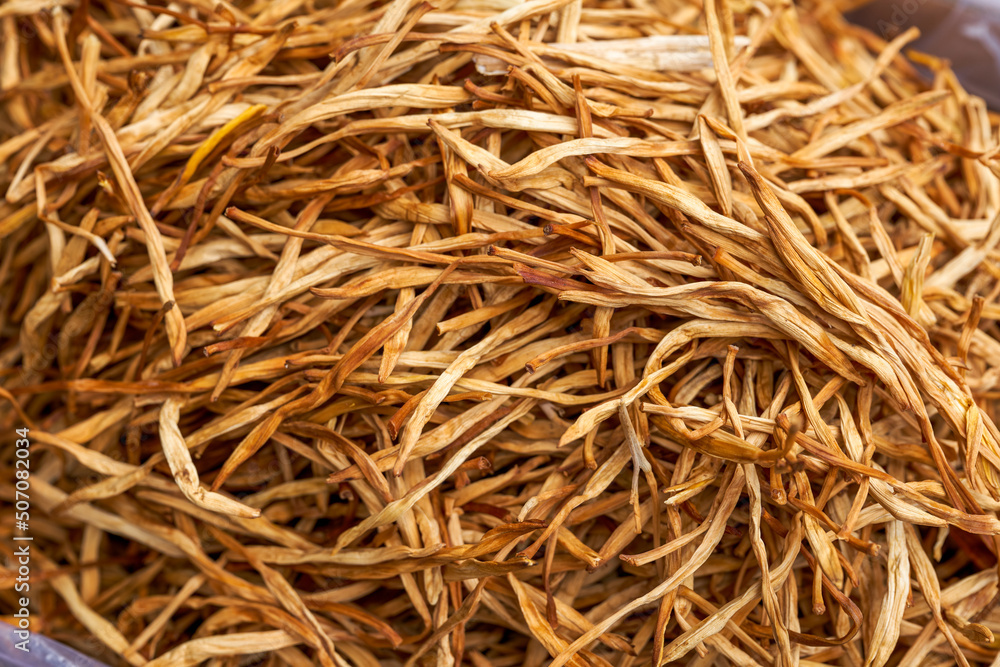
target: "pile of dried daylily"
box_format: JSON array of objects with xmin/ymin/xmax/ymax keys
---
[{"xmin": 3, "ymin": 0, "xmax": 1000, "ymax": 664}]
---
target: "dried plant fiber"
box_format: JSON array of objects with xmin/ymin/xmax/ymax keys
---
[{"xmin": 2, "ymin": 0, "xmax": 1000, "ymax": 666}]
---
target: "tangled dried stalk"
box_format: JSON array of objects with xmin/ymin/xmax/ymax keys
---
[{"xmin": 2, "ymin": 0, "xmax": 1000, "ymax": 665}]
